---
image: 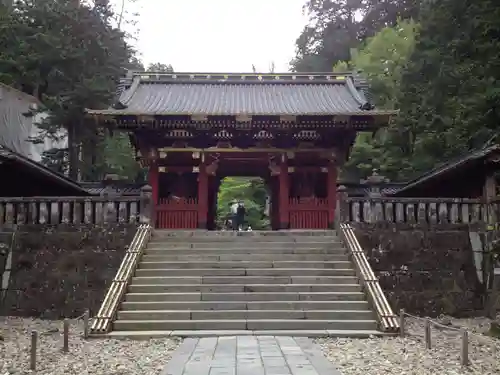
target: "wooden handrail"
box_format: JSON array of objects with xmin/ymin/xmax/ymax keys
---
[
  {"xmin": 90, "ymin": 224, "xmax": 152, "ymax": 334},
  {"xmin": 339, "ymin": 223, "xmax": 399, "ymax": 332}
]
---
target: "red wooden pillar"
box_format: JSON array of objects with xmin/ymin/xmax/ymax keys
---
[
  {"xmin": 327, "ymin": 163, "xmax": 338, "ymax": 228},
  {"xmin": 148, "ymin": 162, "xmax": 159, "ymax": 228},
  {"xmin": 197, "ymin": 163, "xmax": 208, "ymax": 229},
  {"xmin": 271, "ymin": 177, "xmax": 279, "ymax": 230},
  {"xmin": 278, "ymin": 156, "xmax": 289, "ymax": 230}
]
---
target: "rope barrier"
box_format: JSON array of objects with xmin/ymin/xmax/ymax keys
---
[
  {"xmin": 28, "ymin": 310, "xmax": 91, "ymax": 372},
  {"xmin": 400, "ymin": 309, "xmax": 499, "ymax": 371}
]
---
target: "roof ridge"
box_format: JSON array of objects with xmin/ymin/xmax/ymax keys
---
[
  {"xmin": 390, "ymin": 144, "xmax": 500, "ymax": 195},
  {"xmin": 0, "ymin": 144, "xmax": 88, "ymax": 195}
]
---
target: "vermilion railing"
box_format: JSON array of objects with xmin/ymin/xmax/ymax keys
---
[
  {"xmin": 288, "ymin": 197, "xmax": 329, "ymax": 229},
  {"xmin": 155, "ymin": 197, "xmax": 198, "ymax": 229}
]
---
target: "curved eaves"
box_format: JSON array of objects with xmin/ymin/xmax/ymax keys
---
[
  {"xmin": 346, "ymin": 76, "xmax": 374, "ymax": 110},
  {"xmin": 113, "ymin": 75, "xmax": 141, "ymax": 109}
]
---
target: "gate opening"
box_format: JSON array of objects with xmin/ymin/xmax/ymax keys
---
[{"xmin": 215, "ymin": 177, "xmax": 271, "ymax": 230}]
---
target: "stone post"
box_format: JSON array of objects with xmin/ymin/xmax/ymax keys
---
[
  {"xmin": 139, "ymin": 184, "xmax": 153, "ymax": 225},
  {"xmin": 335, "ymin": 185, "xmax": 348, "ymax": 230},
  {"xmin": 363, "ymin": 169, "xmax": 388, "ymax": 223},
  {"xmin": 364, "ymin": 169, "xmax": 387, "ymax": 197}
]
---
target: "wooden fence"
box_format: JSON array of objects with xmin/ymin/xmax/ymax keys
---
[
  {"xmin": 155, "ymin": 198, "xmax": 199, "ymax": 229},
  {"xmin": 0, "ymin": 191, "xmax": 153, "ymax": 226},
  {"xmin": 289, "ymin": 198, "xmax": 329, "ymax": 229},
  {"xmin": 339, "ymin": 196, "xmax": 499, "ymax": 225}
]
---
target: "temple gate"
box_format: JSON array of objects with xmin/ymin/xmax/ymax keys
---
[{"xmin": 88, "ymin": 72, "xmax": 395, "ymax": 229}]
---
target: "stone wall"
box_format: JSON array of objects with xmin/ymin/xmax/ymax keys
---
[
  {"xmin": 1, "ymin": 224, "xmax": 136, "ymax": 319},
  {"xmin": 354, "ymin": 223, "xmax": 484, "ymax": 317}
]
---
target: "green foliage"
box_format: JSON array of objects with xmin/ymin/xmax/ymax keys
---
[
  {"xmin": 0, "ymin": 0, "xmax": 138, "ymax": 179},
  {"xmin": 391, "ymin": 0, "xmax": 500, "ymax": 178},
  {"xmin": 102, "ymin": 133, "xmax": 145, "ymax": 181},
  {"xmin": 216, "ymin": 177, "xmax": 270, "ymax": 230},
  {"xmin": 325, "ymin": 0, "xmax": 500, "ymax": 185},
  {"xmin": 340, "ymin": 19, "xmax": 419, "ymax": 180},
  {"xmin": 147, "ymin": 63, "xmax": 174, "ymax": 72},
  {"xmin": 352, "ymin": 19, "xmax": 419, "ymax": 110},
  {"xmin": 291, "ymin": 0, "xmax": 420, "ymax": 72},
  {"xmin": 332, "ymin": 61, "xmax": 351, "ymax": 73}
]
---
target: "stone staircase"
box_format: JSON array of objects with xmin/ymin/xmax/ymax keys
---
[{"xmin": 111, "ymin": 230, "xmax": 381, "ymax": 337}]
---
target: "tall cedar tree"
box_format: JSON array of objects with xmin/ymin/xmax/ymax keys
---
[
  {"xmin": 0, "ymin": 0, "xmax": 135, "ymax": 179},
  {"xmin": 291, "ymin": 0, "xmax": 420, "ymax": 72},
  {"xmin": 394, "ymin": 0, "xmax": 500, "ymax": 178}
]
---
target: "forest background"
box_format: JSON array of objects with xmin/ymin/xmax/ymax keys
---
[{"xmin": 0, "ymin": 0, "xmax": 499, "ymax": 229}]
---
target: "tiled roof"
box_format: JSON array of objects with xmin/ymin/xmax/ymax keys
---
[
  {"xmin": 340, "ymin": 182, "xmax": 406, "ymax": 197},
  {"xmin": 87, "ymin": 72, "xmax": 397, "ymax": 117},
  {"xmin": 80, "ymin": 182, "xmax": 145, "ymax": 196},
  {"xmin": 389, "ymin": 144, "xmax": 500, "ymax": 196},
  {"xmin": 0, "ymin": 145, "xmax": 89, "ymax": 195}
]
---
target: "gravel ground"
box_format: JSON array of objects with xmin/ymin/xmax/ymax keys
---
[
  {"xmin": 318, "ymin": 316, "xmax": 500, "ymax": 375},
  {"xmin": 0, "ymin": 316, "xmax": 180, "ymax": 375}
]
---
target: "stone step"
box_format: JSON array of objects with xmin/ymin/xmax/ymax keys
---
[
  {"xmin": 134, "ymin": 268, "xmax": 355, "ymax": 277},
  {"xmin": 137, "ymin": 261, "xmax": 353, "ymax": 270},
  {"xmin": 124, "ymin": 291, "xmax": 366, "ymax": 302},
  {"xmin": 113, "ymin": 319, "xmax": 378, "ymax": 331},
  {"xmin": 149, "ymin": 236, "xmax": 341, "ymax": 242},
  {"xmin": 128, "ymin": 283, "xmax": 362, "ymax": 293},
  {"xmin": 105, "ymin": 329, "xmax": 388, "ymax": 339},
  {"xmin": 143, "ymin": 247, "xmax": 345, "ymax": 254},
  {"xmin": 147, "ymin": 242, "xmax": 343, "ymax": 250},
  {"xmin": 120, "ymin": 300, "xmax": 371, "ymax": 311},
  {"xmin": 117, "ymin": 309, "xmax": 375, "ymax": 320},
  {"xmin": 131, "ymin": 275, "xmax": 360, "ymax": 285},
  {"xmin": 140, "ymin": 254, "xmax": 349, "ymax": 262},
  {"xmin": 152, "ymin": 230, "xmax": 337, "ymax": 239},
  {"xmin": 149, "ymin": 237, "xmax": 340, "ymax": 243}
]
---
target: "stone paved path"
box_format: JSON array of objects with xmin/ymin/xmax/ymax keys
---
[{"xmin": 161, "ymin": 336, "xmax": 342, "ymax": 375}]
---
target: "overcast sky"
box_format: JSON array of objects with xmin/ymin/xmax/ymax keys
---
[{"xmin": 112, "ymin": 0, "xmax": 309, "ymax": 73}]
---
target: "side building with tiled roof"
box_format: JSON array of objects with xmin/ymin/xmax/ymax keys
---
[{"xmin": 389, "ymin": 144, "xmax": 500, "ymax": 198}]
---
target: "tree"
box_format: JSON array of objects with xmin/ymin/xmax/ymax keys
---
[
  {"xmin": 338, "ymin": 19, "xmax": 419, "ymax": 180},
  {"xmin": 0, "ymin": 0, "xmax": 136, "ymax": 180},
  {"xmin": 291, "ymin": 0, "xmax": 421, "ymax": 72},
  {"xmin": 352, "ymin": 19, "xmax": 419, "ymax": 109},
  {"xmin": 393, "ymin": 0, "xmax": 500, "ymax": 178},
  {"xmin": 217, "ymin": 177, "xmax": 269, "ymax": 230},
  {"xmin": 146, "ymin": 62, "xmax": 174, "ymax": 72},
  {"xmin": 102, "ymin": 133, "xmax": 144, "ymax": 181}
]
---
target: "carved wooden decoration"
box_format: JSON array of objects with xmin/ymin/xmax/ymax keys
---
[
  {"xmin": 254, "ymin": 130, "xmax": 274, "ymax": 140},
  {"xmin": 171, "ymin": 141, "xmax": 188, "ymax": 148},
  {"xmin": 213, "ymin": 130, "xmax": 232, "ymax": 140},
  {"xmin": 269, "ymin": 161, "xmax": 280, "ymax": 176},
  {"xmin": 206, "ymin": 160, "xmax": 219, "ymax": 176},
  {"xmin": 297, "ymin": 142, "xmax": 315, "ymax": 149},
  {"xmin": 165, "ymin": 130, "xmax": 192, "ymax": 138},
  {"xmin": 294, "ymin": 130, "xmax": 320, "ymax": 141},
  {"xmin": 215, "ymin": 140, "xmax": 232, "ymax": 148}
]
